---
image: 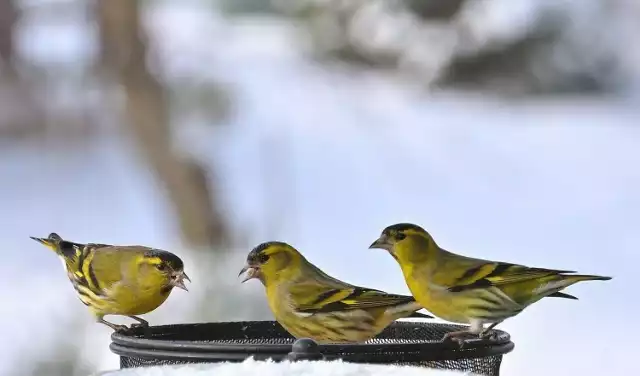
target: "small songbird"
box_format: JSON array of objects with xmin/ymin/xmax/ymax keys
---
[
  {"xmin": 238, "ymin": 241, "xmax": 432, "ymax": 344},
  {"xmin": 369, "ymin": 223, "xmax": 611, "ymax": 344},
  {"xmin": 31, "ymin": 233, "xmax": 190, "ymax": 331}
]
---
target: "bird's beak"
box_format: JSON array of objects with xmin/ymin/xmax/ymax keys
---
[
  {"xmin": 171, "ymin": 272, "xmax": 190, "ymax": 292},
  {"xmin": 369, "ymin": 234, "xmax": 392, "ymax": 251},
  {"xmin": 238, "ymin": 264, "xmax": 259, "ymax": 283},
  {"xmin": 30, "ymin": 236, "xmax": 55, "ymax": 250}
]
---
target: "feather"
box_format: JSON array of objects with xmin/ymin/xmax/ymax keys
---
[
  {"xmin": 448, "ymin": 262, "xmax": 577, "ymax": 293},
  {"xmin": 547, "ymin": 291, "xmax": 578, "ymax": 300}
]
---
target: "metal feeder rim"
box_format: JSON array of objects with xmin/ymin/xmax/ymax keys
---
[
  {"xmin": 110, "ymin": 321, "xmax": 514, "ymax": 360},
  {"xmin": 109, "ymin": 342, "xmax": 515, "ymax": 363}
]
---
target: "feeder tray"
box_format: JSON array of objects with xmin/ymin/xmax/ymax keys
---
[{"xmin": 110, "ymin": 321, "xmax": 514, "ymax": 376}]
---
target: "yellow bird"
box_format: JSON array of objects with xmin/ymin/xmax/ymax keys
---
[
  {"xmin": 369, "ymin": 223, "xmax": 611, "ymax": 344},
  {"xmin": 238, "ymin": 241, "xmax": 432, "ymax": 344},
  {"xmin": 31, "ymin": 233, "xmax": 190, "ymax": 331}
]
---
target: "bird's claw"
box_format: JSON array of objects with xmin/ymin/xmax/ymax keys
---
[
  {"xmin": 442, "ymin": 332, "xmax": 472, "ymax": 349},
  {"xmin": 131, "ymin": 321, "xmax": 149, "ymax": 329},
  {"xmin": 450, "ymin": 337, "xmax": 467, "ymax": 349},
  {"xmin": 126, "ymin": 316, "xmax": 149, "ymax": 331},
  {"xmin": 479, "ymin": 330, "xmax": 499, "ymax": 341},
  {"xmin": 113, "ymin": 324, "xmax": 130, "ymax": 333}
]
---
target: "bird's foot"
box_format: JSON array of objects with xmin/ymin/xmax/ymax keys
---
[
  {"xmin": 442, "ymin": 331, "xmax": 474, "ymax": 349},
  {"xmin": 127, "ymin": 316, "xmax": 149, "ymax": 328},
  {"xmin": 450, "ymin": 337, "xmax": 466, "ymax": 349},
  {"xmin": 101, "ymin": 321, "xmax": 130, "ymax": 333},
  {"xmin": 479, "ymin": 330, "xmax": 499, "ymax": 341},
  {"xmin": 113, "ymin": 325, "xmax": 131, "ymax": 333},
  {"xmin": 478, "ymin": 321, "xmax": 501, "ymax": 341},
  {"xmin": 99, "ymin": 318, "xmax": 138, "ymax": 333}
]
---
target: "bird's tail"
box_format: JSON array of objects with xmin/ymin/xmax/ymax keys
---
[
  {"xmin": 30, "ymin": 234, "xmax": 82, "ymax": 261},
  {"xmin": 539, "ymin": 274, "xmax": 611, "ymax": 299},
  {"xmin": 386, "ymin": 301, "xmax": 434, "ymax": 320},
  {"xmin": 565, "ymin": 274, "xmax": 612, "ymax": 283},
  {"xmin": 547, "ymin": 291, "xmax": 578, "ymax": 300},
  {"xmin": 30, "ymin": 235, "xmax": 62, "ymax": 255}
]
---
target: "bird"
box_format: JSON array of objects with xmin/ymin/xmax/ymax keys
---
[
  {"xmin": 31, "ymin": 233, "xmax": 190, "ymax": 332},
  {"xmin": 238, "ymin": 241, "xmax": 433, "ymax": 344},
  {"xmin": 369, "ymin": 223, "xmax": 611, "ymax": 345}
]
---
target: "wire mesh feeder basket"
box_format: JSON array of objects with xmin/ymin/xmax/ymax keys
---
[{"xmin": 110, "ymin": 321, "xmax": 515, "ymax": 376}]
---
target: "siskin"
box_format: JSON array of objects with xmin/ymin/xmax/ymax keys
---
[
  {"xmin": 369, "ymin": 223, "xmax": 611, "ymax": 344},
  {"xmin": 238, "ymin": 241, "xmax": 432, "ymax": 344},
  {"xmin": 31, "ymin": 233, "xmax": 190, "ymax": 331}
]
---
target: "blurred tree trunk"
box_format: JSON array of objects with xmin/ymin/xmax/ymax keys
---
[
  {"xmin": 0, "ymin": 0, "xmax": 18, "ymax": 72},
  {"xmin": 96, "ymin": 0, "xmax": 229, "ymax": 249},
  {"xmin": 406, "ymin": 0, "xmax": 465, "ymax": 20},
  {"xmin": 0, "ymin": 0, "xmax": 47, "ymax": 140}
]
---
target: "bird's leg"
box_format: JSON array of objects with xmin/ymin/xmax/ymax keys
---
[
  {"xmin": 479, "ymin": 321, "xmax": 502, "ymax": 340},
  {"xmin": 98, "ymin": 318, "xmax": 129, "ymax": 332},
  {"xmin": 127, "ymin": 315, "xmax": 149, "ymax": 329}
]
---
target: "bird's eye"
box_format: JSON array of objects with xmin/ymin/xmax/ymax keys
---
[
  {"xmin": 257, "ymin": 254, "xmax": 270, "ymax": 264},
  {"xmin": 156, "ymin": 263, "xmax": 168, "ymax": 271},
  {"xmin": 395, "ymin": 233, "xmax": 406, "ymax": 241}
]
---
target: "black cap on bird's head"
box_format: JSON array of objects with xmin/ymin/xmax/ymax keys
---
[
  {"xmin": 238, "ymin": 241, "xmax": 297, "ymax": 283},
  {"xmin": 145, "ymin": 249, "xmax": 184, "ymax": 270},
  {"xmin": 382, "ymin": 223, "xmax": 427, "ymax": 234},
  {"xmin": 369, "ymin": 223, "xmax": 429, "ymax": 251},
  {"xmin": 144, "ymin": 249, "xmax": 191, "ymax": 291},
  {"xmin": 247, "ymin": 241, "xmax": 283, "ymax": 263}
]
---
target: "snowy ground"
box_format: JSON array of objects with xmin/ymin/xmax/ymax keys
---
[
  {"xmin": 98, "ymin": 359, "xmax": 470, "ymax": 376},
  {"xmin": 2, "ymin": 3, "xmax": 638, "ymax": 376}
]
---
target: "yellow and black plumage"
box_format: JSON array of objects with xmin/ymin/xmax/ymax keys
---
[
  {"xmin": 31, "ymin": 233, "xmax": 190, "ymax": 331},
  {"xmin": 369, "ymin": 223, "xmax": 611, "ymax": 344},
  {"xmin": 238, "ymin": 241, "xmax": 432, "ymax": 344}
]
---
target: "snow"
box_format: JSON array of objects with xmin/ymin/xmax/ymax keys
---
[{"xmin": 98, "ymin": 359, "xmax": 469, "ymax": 376}]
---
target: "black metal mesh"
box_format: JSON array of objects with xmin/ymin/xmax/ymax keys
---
[
  {"xmin": 111, "ymin": 321, "xmax": 513, "ymax": 376},
  {"xmin": 119, "ymin": 355, "xmax": 505, "ymax": 375}
]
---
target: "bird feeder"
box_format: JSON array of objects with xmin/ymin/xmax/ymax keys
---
[{"xmin": 109, "ymin": 321, "xmax": 514, "ymax": 376}]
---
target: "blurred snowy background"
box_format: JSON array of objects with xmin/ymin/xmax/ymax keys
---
[{"xmin": 1, "ymin": 0, "xmax": 637, "ymax": 375}]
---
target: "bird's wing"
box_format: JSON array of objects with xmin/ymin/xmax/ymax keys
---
[
  {"xmin": 447, "ymin": 260, "xmax": 575, "ymax": 292},
  {"xmin": 79, "ymin": 246, "xmax": 148, "ymax": 295},
  {"xmin": 292, "ymin": 283, "xmax": 417, "ymax": 314},
  {"xmin": 288, "ymin": 258, "xmax": 421, "ymax": 315},
  {"xmin": 86, "ymin": 242, "xmax": 111, "ymax": 248}
]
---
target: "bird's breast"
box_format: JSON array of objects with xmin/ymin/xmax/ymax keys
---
[
  {"xmin": 102, "ymin": 283, "xmax": 172, "ymax": 316},
  {"xmin": 404, "ymin": 276, "xmax": 470, "ymax": 324}
]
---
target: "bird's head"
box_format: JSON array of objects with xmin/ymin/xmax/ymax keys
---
[
  {"xmin": 141, "ymin": 250, "xmax": 190, "ymax": 293},
  {"xmin": 238, "ymin": 241, "xmax": 302, "ymax": 285},
  {"xmin": 369, "ymin": 223, "xmax": 434, "ymax": 262}
]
